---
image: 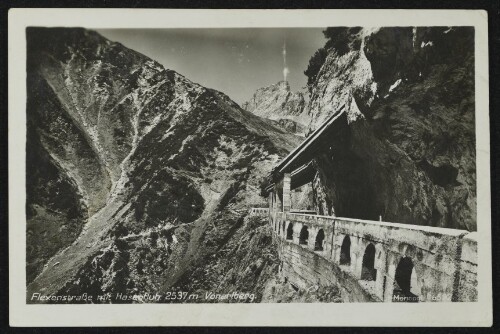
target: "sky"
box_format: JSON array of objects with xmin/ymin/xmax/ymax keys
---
[{"xmin": 97, "ymin": 28, "xmax": 326, "ymax": 104}]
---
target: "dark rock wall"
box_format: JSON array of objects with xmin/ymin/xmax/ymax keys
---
[{"xmin": 305, "ymin": 27, "xmax": 476, "ymax": 231}]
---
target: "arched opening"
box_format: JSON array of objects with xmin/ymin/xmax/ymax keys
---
[
  {"xmin": 286, "ymin": 223, "xmax": 293, "ymax": 240},
  {"xmin": 361, "ymin": 243, "xmax": 377, "ymax": 281},
  {"xmin": 299, "ymin": 226, "xmax": 309, "ymax": 245},
  {"xmin": 315, "ymin": 229, "xmax": 325, "ymax": 251},
  {"xmin": 340, "ymin": 236, "xmax": 351, "ymax": 265},
  {"xmin": 282, "ymin": 221, "xmax": 286, "ymax": 236},
  {"xmin": 393, "ymin": 257, "xmax": 419, "ymax": 302}
]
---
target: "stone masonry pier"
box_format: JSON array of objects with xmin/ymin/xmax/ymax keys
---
[{"xmin": 267, "ymin": 211, "xmax": 477, "ymax": 302}]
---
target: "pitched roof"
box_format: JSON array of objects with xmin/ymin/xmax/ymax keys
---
[{"xmin": 270, "ymin": 105, "xmax": 346, "ymax": 179}]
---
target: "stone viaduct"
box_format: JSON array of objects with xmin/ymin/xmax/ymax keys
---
[
  {"xmin": 262, "ymin": 211, "xmax": 478, "ymax": 302},
  {"xmin": 253, "ymin": 106, "xmax": 478, "ymax": 302}
]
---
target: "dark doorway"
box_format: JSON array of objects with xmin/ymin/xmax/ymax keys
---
[
  {"xmin": 361, "ymin": 243, "xmax": 377, "ymax": 280},
  {"xmin": 340, "ymin": 235, "xmax": 351, "ymax": 265},
  {"xmin": 286, "ymin": 223, "xmax": 293, "ymax": 240},
  {"xmin": 282, "ymin": 221, "xmax": 286, "ymax": 236},
  {"xmin": 393, "ymin": 257, "xmax": 418, "ymax": 302},
  {"xmin": 315, "ymin": 229, "xmax": 325, "ymax": 251},
  {"xmin": 299, "ymin": 226, "xmax": 309, "ymax": 245}
]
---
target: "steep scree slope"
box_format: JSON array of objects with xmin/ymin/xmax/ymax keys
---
[{"xmin": 26, "ymin": 28, "xmax": 300, "ymax": 300}]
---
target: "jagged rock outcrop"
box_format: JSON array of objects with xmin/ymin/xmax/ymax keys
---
[
  {"xmin": 26, "ymin": 28, "xmax": 301, "ymax": 299},
  {"xmin": 242, "ymin": 81, "xmax": 309, "ymax": 135},
  {"xmin": 304, "ymin": 27, "xmax": 476, "ymax": 231}
]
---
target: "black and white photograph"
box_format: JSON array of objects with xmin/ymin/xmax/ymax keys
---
[{"xmin": 8, "ymin": 9, "xmax": 492, "ymax": 327}]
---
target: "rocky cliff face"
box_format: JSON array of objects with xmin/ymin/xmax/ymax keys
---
[
  {"xmin": 26, "ymin": 28, "xmax": 301, "ymax": 299},
  {"xmin": 242, "ymin": 81, "xmax": 309, "ymax": 135},
  {"xmin": 304, "ymin": 27, "xmax": 476, "ymax": 231}
]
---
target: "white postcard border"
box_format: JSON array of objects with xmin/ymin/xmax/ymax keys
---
[{"xmin": 8, "ymin": 8, "xmax": 491, "ymax": 327}]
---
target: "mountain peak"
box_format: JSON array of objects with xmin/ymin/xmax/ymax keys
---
[
  {"xmin": 241, "ymin": 80, "xmax": 309, "ymax": 135},
  {"xmin": 243, "ymin": 81, "xmax": 307, "ymax": 118}
]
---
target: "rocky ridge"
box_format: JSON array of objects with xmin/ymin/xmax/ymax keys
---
[{"xmin": 26, "ymin": 28, "xmax": 301, "ymax": 299}]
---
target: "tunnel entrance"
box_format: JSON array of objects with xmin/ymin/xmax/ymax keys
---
[
  {"xmin": 393, "ymin": 257, "xmax": 419, "ymax": 302},
  {"xmin": 340, "ymin": 235, "xmax": 351, "ymax": 265},
  {"xmin": 314, "ymin": 141, "xmax": 379, "ymax": 221},
  {"xmin": 286, "ymin": 223, "xmax": 293, "ymax": 240},
  {"xmin": 315, "ymin": 229, "xmax": 325, "ymax": 251},
  {"xmin": 299, "ymin": 226, "xmax": 309, "ymax": 245},
  {"xmin": 361, "ymin": 243, "xmax": 377, "ymax": 281}
]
